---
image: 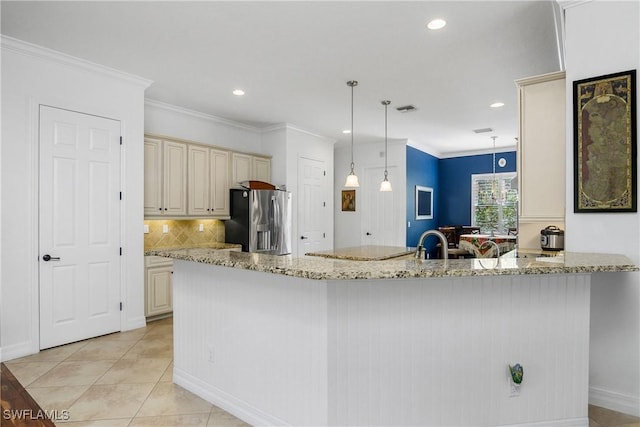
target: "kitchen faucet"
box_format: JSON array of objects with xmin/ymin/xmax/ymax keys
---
[
  {"xmin": 415, "ymin": 230, "xmax": 448, "ymax": 259},
  {"xmin": 478, "ymin": 240, "xmax": 500, "ymax": 258}
]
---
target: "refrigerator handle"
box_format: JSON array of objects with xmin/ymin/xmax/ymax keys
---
[{"xmin": 271, "ymin": 196, "xmax": 278, "ymax": 252}]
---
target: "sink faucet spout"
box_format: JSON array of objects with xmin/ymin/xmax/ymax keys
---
[{"xmin": 415, "ymin": 230, "xmax": 449, "ymax": 259}]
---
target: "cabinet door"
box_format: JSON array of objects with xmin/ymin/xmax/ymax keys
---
[
  {"xmin": 210, "ymin": 149, "xmax": 230, "ymax": 215},
  {"xmin": 517, "ymin": 72, "xmax": 565, "ymax": 221},
  {"xmin": 252, "ymin": 156, "xmax": 271, "ymax": 183},
  {"xmin": 188, "ymin": 145, "xmax": 210, "ymax": 216},
  {"xmin": 146, "ymin": 266, "xmax": 173, "ymax": 317},
  {"xmin": 144, "ymin": 138, "xmax": 163, "ymax": 216},
  {"xmin": 163, "ymin": 141, "xmax": 187, "ymax": 215},
  {"xmin": 232, "ymin": 152, "xmax": 252, "ymax": 186}
]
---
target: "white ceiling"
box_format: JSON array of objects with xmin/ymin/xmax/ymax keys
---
[{"xmin": 1, "ymin": 1, "xmax": 562, "ymax": 157}]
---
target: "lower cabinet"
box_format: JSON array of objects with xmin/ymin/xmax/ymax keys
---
[{"xmin": 145, "ymin": 256, "xmax": 173, "ymax": 318}]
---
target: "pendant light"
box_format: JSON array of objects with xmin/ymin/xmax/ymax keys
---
[
  {"xmin": 379, "ymin": 100, "xmax": 392, "ymax": 192},
  {"xmin": 344, "ymin": 80, "xmax": 360, "ymax": 187}
]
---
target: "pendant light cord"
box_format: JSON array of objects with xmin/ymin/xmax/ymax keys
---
[
  {"xmin": 383, "ymin": 100, "xmax": 390, "ymax": 179},
  {"xmin": 347, "ymin": 80, "xmax": 358, "ymax": 172}
]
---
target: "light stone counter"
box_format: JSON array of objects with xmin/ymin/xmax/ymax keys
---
[
  {"xmin": 305, "ymin": 245, "xmax": 414, "ymax": 261},
  {"xmin": 145, "ymin": 246, "xmax": 638, "ymax": 280}
]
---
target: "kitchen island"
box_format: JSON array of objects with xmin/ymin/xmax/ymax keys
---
[{"xmin": 146, "ymin": 247, "xmax": 637, "ymax": 427}]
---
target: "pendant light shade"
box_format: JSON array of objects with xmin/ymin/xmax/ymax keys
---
[
  {"xmin": 380, "ymin": 100, "xmax": 392, "ymax": 192},
  {"xmin": 344, "ymin": 80, "xmax": 360, "ymax": 188}
]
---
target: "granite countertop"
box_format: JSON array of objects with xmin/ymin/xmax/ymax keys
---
[
  {"xmin": 306, "ymin": 245, "xmax": 415, "ymax": 261},
  {"xmin": 144, "ymin": 247, "xmax": 638, "ymax": 281}
]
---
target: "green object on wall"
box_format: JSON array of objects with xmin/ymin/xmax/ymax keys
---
[{"xmin": 509, "ymin": 363, "xmax": 524, "ymax": 384}]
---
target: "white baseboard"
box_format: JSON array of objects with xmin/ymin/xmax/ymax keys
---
[
  {"xmin": 124, "ymin": 315, "xmax": 147, "ymax": 331},
  {"xmin": 0, "ymin": 340, "xmax": 38, "ymax": 362},
  {"xmin": 590, "ymin": 386, "xmax": 640, "ymax": 417},
  {"xmin": 174, "ymin": 367, "xmax": 289, "ymax": 426},
  {"xmin": 500, "ymin": 417, "xmax": 588, "ymax": 427}
]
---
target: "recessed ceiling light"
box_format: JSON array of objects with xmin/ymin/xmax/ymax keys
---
[
  {"xmin": 490, "ymin": 102, "xmax": 505, "ymax": 108},
  {"xmin": 233, "ymin": 89, "xmax": 245, "ymax": 96},
  {"xmin": 427, "ymin": 19, "xmax": 446, "ymax": 30},
  {"xmin": 343, "ymin": 129, "xmax": 351, "ymax": 134}
]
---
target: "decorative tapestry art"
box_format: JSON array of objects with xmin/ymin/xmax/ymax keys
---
[{"xmin": 573, "ymin": 69, "xmax": 637, "ymax": 212}]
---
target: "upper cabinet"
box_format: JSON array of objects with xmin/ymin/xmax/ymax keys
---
[
  {"xmin": 231, "ymin": 152, "xmax": 271, "ymax": 187},
  {"xmin": 516, "ymin": 71, "xmax": 566, "ymax": 223},
  {"xmin": 145, "ymin": 134, "xmax": 270, "ymax": 218},
  {"xmin": 144, "ymin": 137, "xmax": 187, "ymax": 216},
  {"xmin": 188, "ymin": 145, "xmax": 230, "ymax": 216}
]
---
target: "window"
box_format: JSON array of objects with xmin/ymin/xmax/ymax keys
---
[{"xmin": 471, "ymin": 172, "xmax": 518, "ymax": 234}]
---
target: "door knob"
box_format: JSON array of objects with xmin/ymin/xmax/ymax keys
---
[{"xmin": 42, "ymin": 254, "xmax": 61, "ymax": 261}]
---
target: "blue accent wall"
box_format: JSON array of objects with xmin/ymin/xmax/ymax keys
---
[
  {"xmin": 406, "ymin": 146, "xmax": 439, "ymax": 248},
  {"xmin": 405, "ymin": 148, "xmax": 516, "ymax": 256},
  {"xmin": 438, "ymin": 151, "xmax": 517, "ymax": 226}
]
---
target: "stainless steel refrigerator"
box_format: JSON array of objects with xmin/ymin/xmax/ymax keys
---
[{"xmin": 225, "ymin": 189, "xmax": 292, "ymax": 255}]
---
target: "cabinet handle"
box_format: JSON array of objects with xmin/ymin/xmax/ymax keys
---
[{"xmin": 159, "ymin": 208, "xmax": 162, "ymax": 211}]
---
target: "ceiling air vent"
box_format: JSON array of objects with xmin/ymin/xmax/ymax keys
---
[
  {"xmin": 396, "ymin": 105, "xmax": 417, "ymax": 113},
  {"xmin": 473, "ymin": 127, "xmax": 493, "ymax": 134}
]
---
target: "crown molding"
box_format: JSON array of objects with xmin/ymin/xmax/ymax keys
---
[
  {"xmin": 557, "ymin": 0, "xmax": 592, "ymax": 11},
  {"xmin": 263, "ymin": 123, "xmax": 337, "ymax": 144},
  {"xmin": 1, "ymin": 35, "xmax": 153, "ymax": 88},
  {"xmin": 438, "ymin": 146, "xmax": 517, "ymax": 159},
  {"xmin": 144, "ymin": 99, "xmax": 264, "ymax": 133}
]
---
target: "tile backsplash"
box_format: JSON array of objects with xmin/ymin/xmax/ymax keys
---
[{"xmin": 144, "ymin": 219, "xmax": 225, "ymax": 250}]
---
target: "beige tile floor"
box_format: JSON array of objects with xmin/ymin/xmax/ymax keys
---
[
  {"xmin": 5, "ymin": 317, "xmax": 248, "ymax": 427},
  {"xmin": 6, "ymin": 316, "xmax": 639, "ymax": 427}
]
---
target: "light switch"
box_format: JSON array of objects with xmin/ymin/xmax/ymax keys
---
[
  {"xmin": 199, "ymin": 224, "xmax": 204, "ymax": 232},
  {"xmin": 162, "ymin": 224, "xmax": 169, "ymax": 234},
  {"xmin": 144, "ymin": 224, "xmax": 149, "ymax": 234}
]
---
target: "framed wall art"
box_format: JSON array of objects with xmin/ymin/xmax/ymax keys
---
[
  {"xmin": 573, "ymin": 69, "xmax": 637, "ymax": 212},
  {"xmin": 415, "ymin": 185, "xmax": 433, "ymax": 220},
  {"xmin": 341, "ymin": 190, "xmax": 355, "ymax": 212}
]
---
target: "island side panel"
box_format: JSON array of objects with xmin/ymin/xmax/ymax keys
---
[
  {"xmin": 326, "ymin": 274, "xmax": 591, "ymax": 427},
  {"xmin": 172, "ymin": 260, "xmax": 329, "ymax": 426}
]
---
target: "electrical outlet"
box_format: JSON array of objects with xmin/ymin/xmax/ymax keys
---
[
  {"xmin": 208, "ymin": 345, "xmax": 215, "ymax": 363},
  {"xmin": 199, "ymin": 223, "xmax": 204, "ymax": 232},
  {"xmin": 162, "ymin": 224, "xmax": 169, "ymax": 234},
  {"xmin": 144, "ymin": 224, "xmax": 149, "ymax": 234},
  {"xmin": 509, "ymin": 380, "xmax": 521, "ymax": 397}
]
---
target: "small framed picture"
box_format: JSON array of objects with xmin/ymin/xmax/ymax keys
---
[
  {"xmin": 341, "ymin": 190, "xmax": 356, "ymax": 212},
  {"xmin": 415, "ymin": 185, "xmax": 433, "ymax": 220}
]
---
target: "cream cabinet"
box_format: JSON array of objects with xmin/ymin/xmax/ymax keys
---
[
  {"xmin": 144, "ymin": 137, "xmax": 187, "ymax": 216},
  {"xmin": 516, "ymin": 71, "xmax": 566, "ymax": 222},
  {"xmin": 145, "ymin": 256, "xmax": 173, "ymax": 318},
  {"xmin": 231, "ymin": 152, "xmax": 271, "ymax": 187},
  {"xmin": 188, "ymin": 145, "xmax": 230, "ymax": 216},
  {"xmin": 516, "ymin": 71, "xmax": 566, "ymax": 249}
]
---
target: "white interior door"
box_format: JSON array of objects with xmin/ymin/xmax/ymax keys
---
[
  {"xmin": 297, "ymin": 157, "xmax": 327, "ymax": 256},
  {"xmin": 39, "ymin": 105, "xmax": 122, "ymax": 350},
  {"xmin": 361, "ymin": 166, "xmax": 402, "ymax": 247}
]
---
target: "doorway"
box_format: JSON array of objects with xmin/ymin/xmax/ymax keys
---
[{"xmin": 38, "ymin": 105, "xmax": 122, "ymax": 349}]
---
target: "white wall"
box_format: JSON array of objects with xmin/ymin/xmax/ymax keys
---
[
  {"xmin": 144, "ymin": 100, "xmax": 262, "ymax": 154},
  {"xmin": 334, "ymin": 140, "xmax": 407, "ymax": 249},
  {"xmin": 263, "ymin": 124, "xmax": 335, "ymax": 256},
  {"xmin": 563, "ymin": 0, "xmax": 640, "ymax": 416},
  {"xmin": 0, "ymin": 36, "xmax": 150, "ymax": 360}
]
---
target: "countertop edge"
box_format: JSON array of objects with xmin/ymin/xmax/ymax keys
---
[{"xmin": 145, "ymin": 248, "xmax": 639, "ymax": 281}]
